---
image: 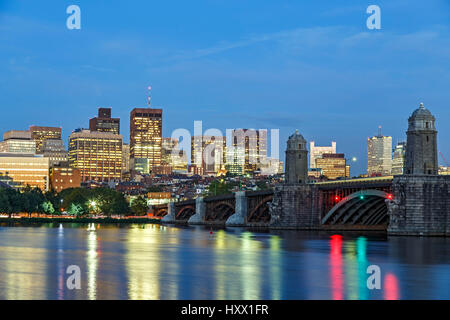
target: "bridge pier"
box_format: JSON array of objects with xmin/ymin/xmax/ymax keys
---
[
  {"xmin": 161, "ymin": 202, "xmax": 176, "ymax": 223},
  {"xmin": 387, "ymin": 175, "xmax": 450, "ymax": 236},
  {"xmin": 225, "ymin": 191, "xmax": 248, "ymax": 227},
  {"xmin": 188, "ymin": 197, "xmax": 206, "ymax": 225},
  {"xmin": 269, "ymin": 184, "xmax": 320, "ymax": 229}
]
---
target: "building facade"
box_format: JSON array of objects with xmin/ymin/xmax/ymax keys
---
[
  {"xmin": 309, "ymin": 141, "xmax": 336, "ymax": 169},
  {"xmin": 192, "ymin": 135, "xmax": 225, "ymax": 176},
  {"xmin": 42, "ymin": 139, "xmax": 68, "ymax": 167},
  {"xmin": 392, "ymin": 141, "xmax": 406, "ymax": 175},
  {"xmin": 50, "ymin": 163, "xmax": 81, "ymax": 192},
  {"xmin": 130, "ymin": 108, "xmax": 162, "ymax": 174},
  {"xmin": 0, "ymin": 153, "xmax": 49, "ymax": 190},
  {"xmin": 122, "ymin": 143, "xmax": 130, "ymax": 173},
  {"xmin": 367, "ymin": 133, "xmax": 392, "ymax": 176},
  {"xmin": 29, "ymin": 126, "xmax": 62, "ymax": 154},
  {"xmin": 69, "ymin": 129, "xmax": 123, "ymax": 183},
  {"xmin": 161, "ymin": 137, "xmax": 187, "ymax": 173},
  {"xmin": 89, "ymin": 107, "xmax": 120, "ymax": 134},
  {"xmin": 315, "ymin": 153, "xmax": 348, "ymax": 180},
  {"xmin": 226, "ymin": 129, "xmax": 267, "ymax": 175},
  {"xmin": 0, "ymin": 130, "xmax": 36, "ymax": 154}
]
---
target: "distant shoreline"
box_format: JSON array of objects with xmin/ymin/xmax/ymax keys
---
[{"xmin": 0, "ymin": 217, "xmax": 162, "ymax": 224}]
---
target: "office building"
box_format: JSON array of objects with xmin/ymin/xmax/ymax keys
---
[
  {"xmin": 29, "ymin": 126, "xmax": 62, "ymax": 154},
  {"xmin": 192, "ymin": 135, "xmax": 225, "ymax": 176},
  {"xmin": 0, "ymin": 153, "xmax": 49, "ymax": 190},
  {"xmin": 226, "ymin": 129, "xmax": 267, "ymax": 175},
  {"xmin": 50, "ymin": 162, "xmax": 81, "ymax": 192},
  {"xmin": 162, "ymin": 137, "xmax": 187, "ymax": 173},
  {"xmin": 310, "ymin": 141, "xmax": 337, "ymax": 168},
  {"xmin": 42, "ymin": 139, "xmax": 68, "ymax": 167},
  {"xmin": 392, "ymin": 142, "xmax": 406, "ymax": 175},
  {"xmin": 69, "ymin": 129, "xmax": 123, "ymax": 183},
  {"xmin": 0, "ymin": 130, "xmax": 36, "ymax": 154},
  {"xmin": 367, "ymin": 130, "xmax": 392, "ymax": 176},
  {"xmin": 122, "ymin": 143, "xmax": 130, "ymax": 173},
  {"xmin": 130, "ymin": 108, "xmax": 162, "ymax": 174},
  {"xmin": 89, "ymin": 107, "xmax": 120, "ymax": 134},
  {"xmin": 315, "ymin": 153, "xmax": 348, "ymax": 180}
]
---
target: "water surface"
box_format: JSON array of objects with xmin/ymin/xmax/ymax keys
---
[{"xmin": 0, "ymin": 223, "xmax": 448, "ymax": 300}]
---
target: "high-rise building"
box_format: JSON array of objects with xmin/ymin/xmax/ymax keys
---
[
  {"xmin": 0, "ymin": 130, "xmax": 36, "ymax": 154},
  {"xmin": 42, "ymin": 139, "xmax": 68, "ymax": 167},
  {"xmin": 69, "ymin": 129, "xmax": 123, "ymax": 183},
  {"xmin": 130, "ymin": 108, "xmax": 162, "ymax": 174},
  {"xmin": 367, "ymin": 129, "xmax": 392, "ymax": 176},
  {"xmin": 310, "ymin": 141, "xmax": 336, "ymax": 168},
  {"xmin": 122, "ymin": 143, "xmax": 130, "ymax": 173},
  {"xmin": 29, "ymin": 126, "xmax": 62, "ymax": 154},
  {"xmin": 226, "ymin": 129, "xmax": 267, "ymax": 175},
  {"xmin": 89, "ymin": 107, "xmax": 120, "ymax": 134},
  {"xmin": 392, "ymin": 141, "xmax": 406, "ymax": 175},
  {"xmin": 0, "ymin": 153, "xmax": 49, "ymax": 190},
  {"xmin": 285, "ymin": 130, "xmax": 308, "ymax": 184},
  {"xmin": 162, "ymin": 137, "xmax": 187, "ymax": 173},
  {"xmin": 315, "ymin": 153, "xmax": 347, "ymax": 180},
  {"xmin": 404, "ymin": 103, "xmax": 438, "ymax": 175},
  {"xmin": 192, "ymin": 135, "xmax": 225, "ymax": 176}
]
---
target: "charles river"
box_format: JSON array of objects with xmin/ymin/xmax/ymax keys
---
[{"xmin": 0, "ymin": 223, "xmax": 448, "ymax": 300}]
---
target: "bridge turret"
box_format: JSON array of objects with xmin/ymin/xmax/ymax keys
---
[
  {"xmin": 285, "ymin": 130, "xmax": 308, "ymax": 184},
  {"xmin": 404, "ymin": 102, "xmax": 438, "ymax": 175}
]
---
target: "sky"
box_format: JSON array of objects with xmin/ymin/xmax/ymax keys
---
[{"xmin": 0, "ymin": 0, "xmax": 449, "ymax": 176}]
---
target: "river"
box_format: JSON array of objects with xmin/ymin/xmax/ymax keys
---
[{"xmin": 0, "ymin": 223, "xmax": 449, "ymax": 300}]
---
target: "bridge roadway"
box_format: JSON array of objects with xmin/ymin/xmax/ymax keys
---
[{"xmin": 152, "ymin": 176, "xmax": 394, "ymax": 229}]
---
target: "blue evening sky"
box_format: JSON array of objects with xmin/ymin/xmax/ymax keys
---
[{"xmin": 0, "ymin": 0, "xmax": 449, "ymax": 175}]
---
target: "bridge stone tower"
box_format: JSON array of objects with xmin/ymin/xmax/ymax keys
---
[
  {"xmin": 388, "ymin": 103, "xmax": 450, "ymax": 236},
  {"xmin": 404, "ymin": 103, "xmax": 438, "ymax": 175},
  {"xmin": 269, "ymin": 131, "xmax": 320, "ymax": 229},
  {"xmin": 285, "ymin": 130, "xmax": 308, "ymax": 184}
]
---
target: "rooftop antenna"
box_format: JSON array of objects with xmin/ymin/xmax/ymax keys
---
[
  {"xmin": 148, "ymin": 86, "xmax": 152, "ymax": 107},
  {"xmin": 378, "ymin": 125, "xmax": 382, "ymax": 137}
]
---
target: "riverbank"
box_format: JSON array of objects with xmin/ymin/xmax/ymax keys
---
[{"xmin": 0, "ymin": 217, "xmax": 162, "ymax": 224}]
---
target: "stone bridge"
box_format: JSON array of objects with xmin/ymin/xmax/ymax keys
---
[
  {"xmin": 153, "ymin": 190, "xmax": 274, "ymax": 226},
  {"xmin": 153, "ymin": 176, "xmax": 395, "ymax": 229}
]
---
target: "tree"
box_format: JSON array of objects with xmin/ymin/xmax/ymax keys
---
[{"xmin": 130, "ymin": 196, "xmax": 148, "ymax": 216}]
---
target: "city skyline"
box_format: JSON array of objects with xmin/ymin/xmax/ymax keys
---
[{"xmin": 1, "ymin": 1, "xmax": 449, "ymax": 176}]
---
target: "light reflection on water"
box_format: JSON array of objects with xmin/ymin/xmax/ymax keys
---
[{"xmin": 0, "ymin": 223, "xmax": 449, "ymax": 300}]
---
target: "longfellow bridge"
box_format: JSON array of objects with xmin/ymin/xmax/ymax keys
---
[{"xmin": 153, "ymin": 176, "xmax": 393, "ymax": 230}]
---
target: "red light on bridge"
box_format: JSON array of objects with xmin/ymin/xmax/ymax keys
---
[
  {"xmin": 334, "ymin": 195, "xmax": 340, "ymax": 202},
  {"xmin": 386, "ymin": 194, "xmax": 393, "ymax": 200}
]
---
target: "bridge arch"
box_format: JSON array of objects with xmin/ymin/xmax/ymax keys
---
[
  {"xmin": 248, "ymin": 195, "xmax": 273, "ymax": 222},
  {"xmin": 207, "ymin": 201, "xmax": 235, "ymax": 222},
  {"xmin": 322, "ymin": 189, "xmax": 390, "ymax": 226},
  {"xmin": 176, "ymin": 205, "xmax": 195, "ymax": 220}
]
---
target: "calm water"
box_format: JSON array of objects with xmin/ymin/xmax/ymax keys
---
[{"xmin": 0, "ymin": 223, "xmax": 449, "ymax": 300}]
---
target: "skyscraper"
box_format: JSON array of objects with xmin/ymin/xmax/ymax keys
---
[
  {"xmin": 0, "ymin": 153, "xmax": 49, "ymax": 190},
  {"xmin": 29, "ymin": 126, "xmax": 62, "ymax": 154},
  {"xmin": 315, "ymin": 153, "xmax": 348, "ymax": 180},
  {"xmin": 226, "ymin": 129, "xmax": 267, "ymax": 175},
  {"xmin": 367, "ymin": 128, "xmax": 392, "ymax": 176},
  {"xmin": 310, "ymin": 141, "xmax": 337, "ymax": 168},
  {"xmin": 392, "ymin": 141, "xmax": 406, "ymax": 175},
  {"xmin": 162, "ymin": 137, "xmax": 187, "ymax": 173},
  {"xmin": 191, "ymin": 135, "xmax": 225, "ymax": 176},
  {"xmin": 130, "ymin": 108, "xmax": 162, "ymax": 174},
  {"xmin": 69, "ymin": 129, "xmax": 123, "ymax": 183},
  {"xmin": 89, "ymin": 107, "xmax": 120, "ymax": 134}
]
